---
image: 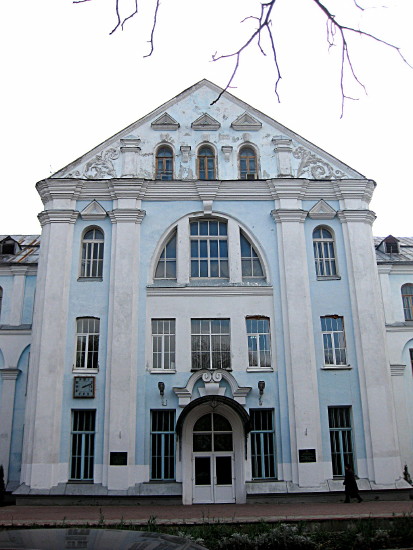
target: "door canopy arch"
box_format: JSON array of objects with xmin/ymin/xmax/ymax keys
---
[{"xmin": 176, "ymin": 395, "xmax": 251, "ymax": 439}]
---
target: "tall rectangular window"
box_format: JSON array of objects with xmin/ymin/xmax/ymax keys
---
[
  {"xmin": 250, "ymin": 409, "xmax": 276, "ymax": 479},
  {"xmin": 70, "ymin": 410, "xmax": 96, "ymax": 481},
  {"xmin": 75, "ymin": 318, "xmax": 100, "ymax": 369},
  {"xmin": 151, "ymin": 410, "xmax": 175, "ymax": 480},
  {"xmin": 321, "ymin": 316, "xmax": 347, "ymax": 366},
  {"xmin": 191, "ymin": 319, "xmax": 231, "ymax": 370},
  {"xmin": 328, "ymin": 406, "xmax": 354, "ymax": 476},
  {"xmin": 190, "ymin": 220, "xmax": 228, "ymax": 278},
  {"xmin": 152, "ymin": 319, "xmax": 176, "ymax": 370},
  {"xmin": 246, "ymin": 317, "xmax": 271, "ymax": 368}
]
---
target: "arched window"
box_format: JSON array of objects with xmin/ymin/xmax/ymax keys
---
[
  {"xmin": 156, "ymin": 146, "xmax": 173, "ymax": 180},
  {"xmin": 155, "ymin": 232, "xmax": 177, "ymax": 280},
  {"xmin": 80, "ymin": 228, "xmax": 104, "ymax": 278},
  {"xmin": 313, "ymin": 226, "xmax": 337, "ymax": 277},
  {"xmin": 402, "ymin": 284, "xmax": 413, "ymax": 320},
  {"xmin": 197, "ymin": 146, "xmax": 216, "ymax": 180},
  {"xmin": 240, "ymin": 233, "xmax": 264, "ymax": 279},
  {"xmin": 239, "ymin": 146, "xmax": 257, "ymax": 180}
]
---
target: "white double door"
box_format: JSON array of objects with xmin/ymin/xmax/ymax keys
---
[{"xmin": 193, "ymin": 453, "xmax": 235, "ymax": 503}]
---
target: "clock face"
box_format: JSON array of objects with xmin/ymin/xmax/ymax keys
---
[{"xmin": 73, "ymin": 376, "xmax": 95, "ymax": 398}]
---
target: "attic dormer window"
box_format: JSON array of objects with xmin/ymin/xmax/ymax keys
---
[
  {"xmin": 382, "ymin": 235, "xmax": 399, "ymax": 254},
  {"xmin": 0, "ymin": 237, "xmax": 18, "ymax": 255}
]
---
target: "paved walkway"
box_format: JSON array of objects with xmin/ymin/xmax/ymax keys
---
[{"xmin": 1, "ymin": 500, "xmax": 413, "ymax": 527}]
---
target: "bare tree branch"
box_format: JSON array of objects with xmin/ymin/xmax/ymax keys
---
[
  {"xmin": 144, "ymin": 0, "xmax": 161, "ymax": 58},
  {"xmin": 74, "ymin": 0, "xmax": 412, "ymax": 115},
  {"xmin": 211, "ymin": 1, "xmax": 281, "ymax": 105}
]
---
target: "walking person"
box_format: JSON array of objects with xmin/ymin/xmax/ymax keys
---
[{"xmin": 343, "ymin": 464, "xmax": 363, "ymax": 503}]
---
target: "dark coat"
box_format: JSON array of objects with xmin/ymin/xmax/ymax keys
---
[{"xmin": 344, "ymin": 467, "xmax": 359, "ymax": 497}]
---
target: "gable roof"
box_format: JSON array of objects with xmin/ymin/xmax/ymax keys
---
[{"xmin": 51, "ymin": 79, "xmax": 364, "ymax": 180}]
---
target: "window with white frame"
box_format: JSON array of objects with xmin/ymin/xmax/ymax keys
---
[
  {"xmin": 191, "ymin": 319, "xmax": 230, "ymax": 370},
  {"xmin": 240, "ymin": 233, "xmax": 264, "ymax": 279},
  {"xmin": 190, "ymin": 220, "xmax": 228, "ymax": 278},
  {"xmin": 151, "ymin": 410, "xmax": 175, "ymax": 480},
  {"xmin": 70, "ymin": 409, "xmax": 96, "ymax": 481},
  {"xmin": 250, "ymin": 409, "xmax": 276, "ymax": 479},
  {"xmin": 321, "ymin": 316, "xmax": 347, "ymax": 366},
  {"xmin": 75, "ymin": 317, "xmax": 100, "ymax": 370},
  {"xmin": 154, "ymin": 232, "xmax": 177, "ymax": 280},
  {"xmin": 313, "ymin": 226, "xmax": 337, "ymax": 278},
  {"xmin": 402, "ymin": 284, "xmax": 413, "ymax": 321},
  {"xmin": 152, "ymin": 319, "xmax": 176, "ymax": 370},
  {"xmin": 239, "ymin": 146, "xmax": 257, "ymax": 179},
  {"xmin": 197, "ymin": 145, "xmax": 216, "ymax": 180},
  {"xmin": 246, "ymin": 317, "xmax": 271, "ymax": 368},
  {"xmin": 156, "ymin": 146, "xmax": 173, "ymax": 180},
  {"xmin": 80, "ymin": 228, "xmax": 104, "ymax": 278},
  {"xmin": 328, "ymin": 406, "xmax": 354, "ymax": 476}
]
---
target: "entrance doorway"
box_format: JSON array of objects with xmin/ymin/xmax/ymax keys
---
[{"xmin": 192, "ymin": 412, "xmax": 235, "ymax": 503}]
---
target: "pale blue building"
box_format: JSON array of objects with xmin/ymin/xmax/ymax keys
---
[{"xmin": 0, "ymin": 81, "xmax": 411, "ymax": 503}]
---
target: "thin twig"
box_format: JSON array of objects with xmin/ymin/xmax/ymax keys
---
[{"xmin": 144, "ymin": 0, "xmax": 161, "ymax": 58}]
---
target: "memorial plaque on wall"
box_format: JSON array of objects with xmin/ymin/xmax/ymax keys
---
[
  {"xmin": 110, "ymin": 452, "xmax": 128, "ymax": 466},
  {"xmin": 299, "ymin": 449, "xmax": 316, "ymax": 463}
]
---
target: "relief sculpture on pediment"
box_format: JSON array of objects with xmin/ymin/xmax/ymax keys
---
[
  {"xmin": 83, "ymin": 148, "xmax": 120, "ymax": 179},
  {"xmin": 293, "ymin": 146, "xmax": 346, "ymax": 180}
]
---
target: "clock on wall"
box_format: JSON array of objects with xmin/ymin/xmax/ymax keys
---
[{"xmin": 73, "ymin": 376, "xmax": 95, "ymax": 398}]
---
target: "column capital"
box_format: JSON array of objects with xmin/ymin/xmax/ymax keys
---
[
  {"xmin": 337, "ymin": 209, "xmax": 376, "ymax": 225},
  {"xmin": 271, "ymin": 209, "xmax": 308, "ymax": 224},
  {"xmin": 0, "ymin": 368, "xmax": 21, "ymax": 381},
  {"xmin": 10, "ymin": 265, "xmax": 29, "ymax": 276},
  {"xmin": 38, "ymin": 210, "xmax": 79, "ymax": 227},
  {"xmin": 109, "ymin": 209, "xmax": 146, "ymax": 224}
]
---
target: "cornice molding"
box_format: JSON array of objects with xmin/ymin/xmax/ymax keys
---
[
  {"xmin": 147, "ymin": 285, "xmax": 273, "ymax": 297},
  {"xmin": 9, "ymin": 265, "xmax": 29, "ymax": 276},
  {"xmin": 271, "ymin": 209, "xmax": 308, "ymax": 224},
  {"xmin": 38, "ymin": 210, "xmax": 79, "ymax": 226},
  {"xmin": 109, "ymin": 209, "xmax": 146, "ymax": 224},
  {"xmin": 337, "ymin": 210, "xmax": 376, "ymax": 225},
  {"xmin": 390, "ymin": 364, "xmax": 406, "ymax": 376}
]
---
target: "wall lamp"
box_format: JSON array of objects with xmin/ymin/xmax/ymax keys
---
[
  {"xmin": 158, "ymin": 381, "xmax": 167, "ymax": 406},
  {"xmin": 258, "ymin": 380, "xmax": 265, "ymax": 405}
]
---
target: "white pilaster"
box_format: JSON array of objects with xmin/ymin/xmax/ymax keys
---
[
  {"xmin": 21, "ymin": 209, "xmax": 78, "ymax": 488},
  {"xmin": 271, "ymin": 208, "xmax": 324, "ymax": 487},
  {"xmin": 105, "ymin": 207, "xmax": 145, "ymax": 490},
  {"xmin": 0, "ymin": 368, "xmax": 20, "ymax": 486},
  {"xmin": 338, "ymin": 209, "xmax": 401, "ymax": 485}
]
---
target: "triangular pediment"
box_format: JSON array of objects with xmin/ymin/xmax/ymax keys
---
[
  {"xmin": 231, "ymin": 112, "xmax": 262, "ymax": 131},
  {"xmin": 191, "ymin": 113, "xmax": 221, "ymax": 131},
  {"xmin": 151, "ymin": 112, "xmax": 180, "ymax": 130},
  {"xmin": 308, "ymin": 200, "xmax": 336, "ymax": 219},
  {"xmin": 80, "ymin": 201, "xmax": 107, "ymax": 220},
  {"xmin": 51, "ymin": 79, "xmax": 364, "ymax": 180}
]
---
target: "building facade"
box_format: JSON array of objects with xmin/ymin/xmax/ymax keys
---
[{"xmin": 0, "ymin": 80, "xmax": 412, "ymax": 503}]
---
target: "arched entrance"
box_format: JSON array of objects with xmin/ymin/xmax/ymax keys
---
[{"xmin": 176, "ymin": 396, "xmax": 250, "ymax": 504}]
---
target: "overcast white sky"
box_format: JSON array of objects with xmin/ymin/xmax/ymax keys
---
[{"xmin": 1, "ymin": 0, "xmax": 412, "ymax": 237}]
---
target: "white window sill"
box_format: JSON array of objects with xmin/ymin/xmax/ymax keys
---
[
  {"xmin": 72, "ymin": 368, "xmax": 99, "ymax": 374},
  {"xmin": 77, "ymin": 277, "xmax": 103, "ymax": 282},
  {"xmin": 316, "ymin": 275, "xmax": 341, "ymax": 281},
  {"xmin": 246, "ymin": 367, "xmax": 274, "ymax": 373},
  {"xmin": 149, "ymin": 369, "xmax": 176, "ymax": 374},
  {"xmin": 321, "ymin": 365, "xmax": 352, "ymax": 370}
]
